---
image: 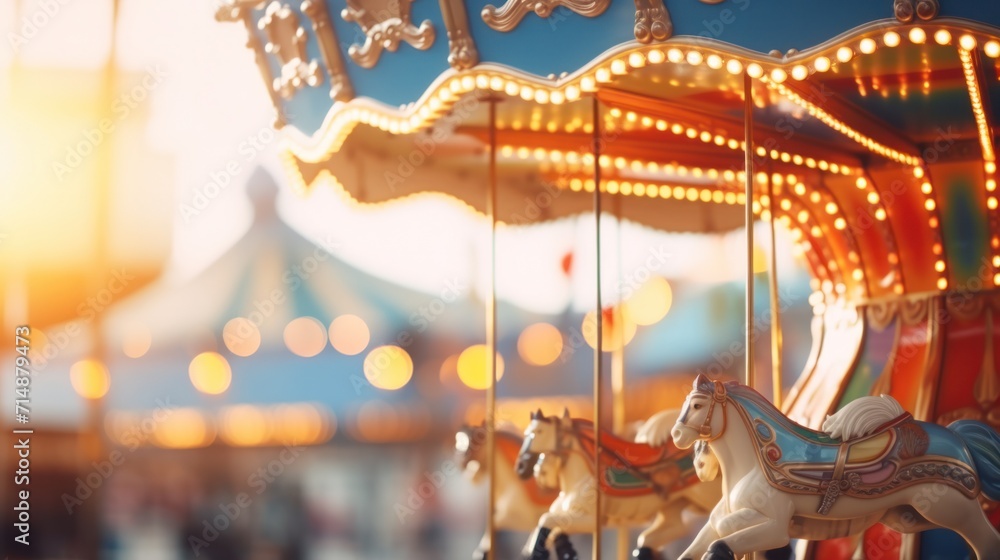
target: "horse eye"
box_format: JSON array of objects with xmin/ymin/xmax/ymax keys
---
[{"xmin": 693, "ymin": 404, "xmax": 703, "ymax": 410}]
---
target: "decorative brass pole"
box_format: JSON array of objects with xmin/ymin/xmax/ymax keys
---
[
  {"xmin": 591, "ymin": 95, "xmax": 604, "ymax": 560},
  {"xmin": 766, "ymin": 173, "xmax": 783, "ymax": 409},
  {"xmin": 485, "ymin": 96, "xmax": 499, "ymax": 558},
  {"xmin": 743, "ymin": 70, "xmax": 758, "ymax": 560},
  {"xmin": 743, "ymin": 72, "xmax": 755, "ymax": 391}
]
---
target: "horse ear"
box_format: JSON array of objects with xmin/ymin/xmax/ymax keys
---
[{"xmin": 694, "ymin": 373, "xmax": 711, "ymax": 390}]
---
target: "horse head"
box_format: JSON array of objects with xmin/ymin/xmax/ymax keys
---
[
  {"xmin": 671, "ymin": 373, "xmax": 728, "ymax": 449},
  {"xmin": 517, "ymin": 408, "xmax": 572, "ymax": 479}
]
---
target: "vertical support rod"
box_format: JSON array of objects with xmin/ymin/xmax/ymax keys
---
[
  {"xmin": 592, "ymin": 95, "xmax": 604, "ymax": 560},
  {"xmin": 766, "ymin": 173, "xmax": 783, "ymax": 409},
  {"xmin": 485, "ymin": 96, "xmax": 499, "ymax": 558},
  {"xmin": 611, "ymin": 195, "xmax": 628, "ymax": 560},
  {"xmin": 743, "ymin": 72, "xmax": 755, "ymax": 390},
  {"xmin": 743, "ymin": 70, "xmax": 757, "ymax": 560}
]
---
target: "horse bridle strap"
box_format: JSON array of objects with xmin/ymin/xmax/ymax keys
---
[{"xmin": 693, "ymin": 381, "xmax": 728, "ymax": 442}]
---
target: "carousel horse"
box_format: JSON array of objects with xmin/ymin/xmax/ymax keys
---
[
  {"xmin": 517, "ymin": 408, "xmax": 723, "ymax": 560},
  {"xmin": 668, "ymin": 374, "xmax": 1000, "ymax": 560},
  {"xmin": 456, "ymin": 423, "xmax": 559, "ymax": 560}
]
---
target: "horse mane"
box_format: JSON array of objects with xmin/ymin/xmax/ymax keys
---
[{"xmin": 822, "ymin": 395, "xmax": 905, "ymax": 440}]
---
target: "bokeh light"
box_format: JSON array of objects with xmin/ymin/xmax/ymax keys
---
[
  {"xmin": 623, "ymin": 276, "xmax": 673, "ymax": 326},
  {"xmin": 329, "ymin": 314, "xmax": 370, "ymax": 355},
  {"xmin": 122, "ymin": 324, "xmax": 152, "ymax": 358},
  {"xmin": 70, "ymin": 358, "xmax": 110, "ymax": 399},
  {"xmin": 273, "ymin": 403, "xmax": 329, "ymax": 444},
  {"xmin": 152, "ymin": 409, "xmax": 214, "ymax": 449},
  {"xmin": 363, "ymin": 345, "xmax": 413, "ymax": 390},
  {"xmin": 582, "ymin": 308, "xmax": 637, "ymax": 352},
  {"xmin": 753, "ymin": 244, "xmax": 769, "ymax": 274},
  {"xmin": 219, "ymin": 405, "xmax": 269, "ymax": 446},
  {"xmin": 517, "ymin": 323, "xmax": 563, "ymax": 366},
  {"xmin": 223, "ymin": 317, "xmax": 261, "ymax": 357},
  {"xmin": 188, "ymin": 351, "xmax": 232, "ymax": 395},
  {"xmin": 284, "ymin": 316, "xmax": 327, "ymax": 357},
  {"xmin": 457, "ymin": 344, "xmax": 506, "ymax": 390}
]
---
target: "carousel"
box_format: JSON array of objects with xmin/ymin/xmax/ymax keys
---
[{"xmin": 217, "ymin": 0, "xmax": 1000, "ymax": 558}]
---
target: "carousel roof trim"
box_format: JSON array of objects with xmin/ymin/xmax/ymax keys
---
[{"xmin": 278, "ymin": 20, "xmax": 1000, "ymax": 167}]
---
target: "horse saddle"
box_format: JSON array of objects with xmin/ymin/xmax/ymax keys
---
[
  {"xmin": 575, "ymin": 424, "xmax": 697, "ymax": 497},
  {"xmin": 749, "ymin": 412, "xmax": 953, "ymax": 514}
]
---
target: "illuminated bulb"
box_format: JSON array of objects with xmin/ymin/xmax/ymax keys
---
[
  {"xmin": 667, "ymin": 48, "xmax": 684, "ymax": 63},
  {"xmin": 935, "ymin": 260, "xmax": 946, "ymax": 272},
  {"xmin": 834, "ymin": 217, "xmax": 847, "ymax": 230},
  {"xmin": 875, "ymin": 208, "xmax": 887, "ymax": 220},
  {"xmin": 867, "ymin": 192, "xmax": 880, "ymax": 204},
  {"xmin": 825, "ymin": 202, "xmax": 838, "ymax": 215},
  {"xmin": 995, "ymin": 273, "xmax": 1000, "ymax": 286},
  {"xmin": 925, "ymin": 198, "xmax": 936, "ymax": 211},
  {"xmin": 934, "ymin": 29, "xmax": 951, "ymax": 45},
  {"xmin": 988, "ymin": 179, "xmax": 997, "ymax": 191},
  {"xmin": 791, "ymin": 65, "xmax": 809, "ymax": 80},
  {"xmin": 837, "ymin": 47, "xmax": 854, "ymax": 63},
  {"xmin": 770, "ymin": 68, "xmax": 787, "ymax": 83},
  {"xmin": 884, "ymin": 31, "xmax": 901, "ymax": 47},
  {"xmin": 596, "ymin": 68, "xmax": 612, "ymax": 82},
  {"xmin": 985, "ymin": 40, "xmax": 1000, "ymax": 58},
  {"xmin": 921, "ymin": 182, "xmax": 933, "ymax": 194},
  {"xmin": 814, "ymin": 56, "xmax": 831, "ymax": 72},
  {"xmin": 959, "ymin": 34, "xmax": 977, "ymax": 50},
  {"xmin": 937, "ymin": 278, "xmax": 948, "ymax": 290},
  {"xmin": 990, "ymin": 197, "xmax": 999, "ymax": 210},
  {"xmin": 914, "ymin": 167, "xmax": 925, "ymax": 178},
  {"xmin": 909, "ymin": 27, "xmax": 927, "ymax": 44},
  {"xmin": 860, "ymin": 38, "xmax": 877, "ymax": 54},
  {"xmin": 628, "ymin": 52, "xmax": 646, "ymax": 68},
  {"xmin": 611, "ymin": 59, "xmax": 628, "ymax": 74},
  {"xmin": 707, "ymin": 54, "xmax": 723, "ymax": 69},
  {"xmin": 580, "ymin": 76, "xmax": 596, "ymax": 92},
  {"xmin": 686, "ymin": 51, "xmax": 704, "ymax": 65},
  {"xmin": 746, "ymin": 63, "xmax": 763, "ymax": 78},
  {"xmin": 726, "ymin": 59, "xmax": 743, "ymax": 75},
  {"xmin": 852, "ymin": 269, "xmax": 864, "ymax": 281},
  {"xmin": 856, "ymin": 177, "xmax": 867, "ymax": 189},
  {"xmin": 987, "ymin": 161, "xmax": 997, "ymax": 174},
  {"xmin": 648, "ymin": 49, "xmax": 665, "ymax": 64},
  {"xmin": 519, "ymin": 85, "xmax": 534, "ymax": 100}
]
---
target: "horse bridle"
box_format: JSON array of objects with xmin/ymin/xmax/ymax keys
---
[{"xmin": 680, "ymin": 380, "xmax": 729, "ymax": 442}]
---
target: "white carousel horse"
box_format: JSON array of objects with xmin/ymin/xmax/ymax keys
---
[
  {"xmin": 456, "ymin": 423, "xmax": 559, "ymax": 560},
  {"xmin": 518, "ymin": 408, "xmax": 723, "ymax": 560},
  {"xmin": 667, "ymin": 374, "xmax": 1000, "ymax": 560}
]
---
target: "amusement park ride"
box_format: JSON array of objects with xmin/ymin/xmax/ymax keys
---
[{"xmin": 216, "ymin": 0, "xmax": 1000, "ymax": 557}]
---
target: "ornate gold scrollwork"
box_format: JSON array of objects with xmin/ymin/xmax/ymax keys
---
[
  {"xmin": 945, "ymin": 292, "xmax": 986, "ymax": 322},
  {"xmin": 216, "ymin": 0, "xmax": 287, "ymax": 127},
  {"xmin": 633, "ymin": 0, "xmax": 672, "ymax": 43},
  {"xmin": 866, "ymin": 300, "xmax": 900, "ymax": 332},
  {"xmin": 439, "ymin": 0, "xmax": 479, "ymax": 69},
  {"xmin": 900, "ymin": 296, "xmax": 931, "ymax": 325},
  {"xmin": 481, "ymin": 0, "xmax": 609, "ymax": 32},
  {"xmin": 259, "ymin": 2, "xmax": 323, "ymax": 99},
  {"xmin": 893, "ymin": 0, "xmax": 939, "ymax": 23},
  {"xmin": 301, "ymin": 0, "xmax": 354, "ymax": 101},
  {"xmin": 341, "ymin": 0, "xmax": 436, "ymax": 69}
]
